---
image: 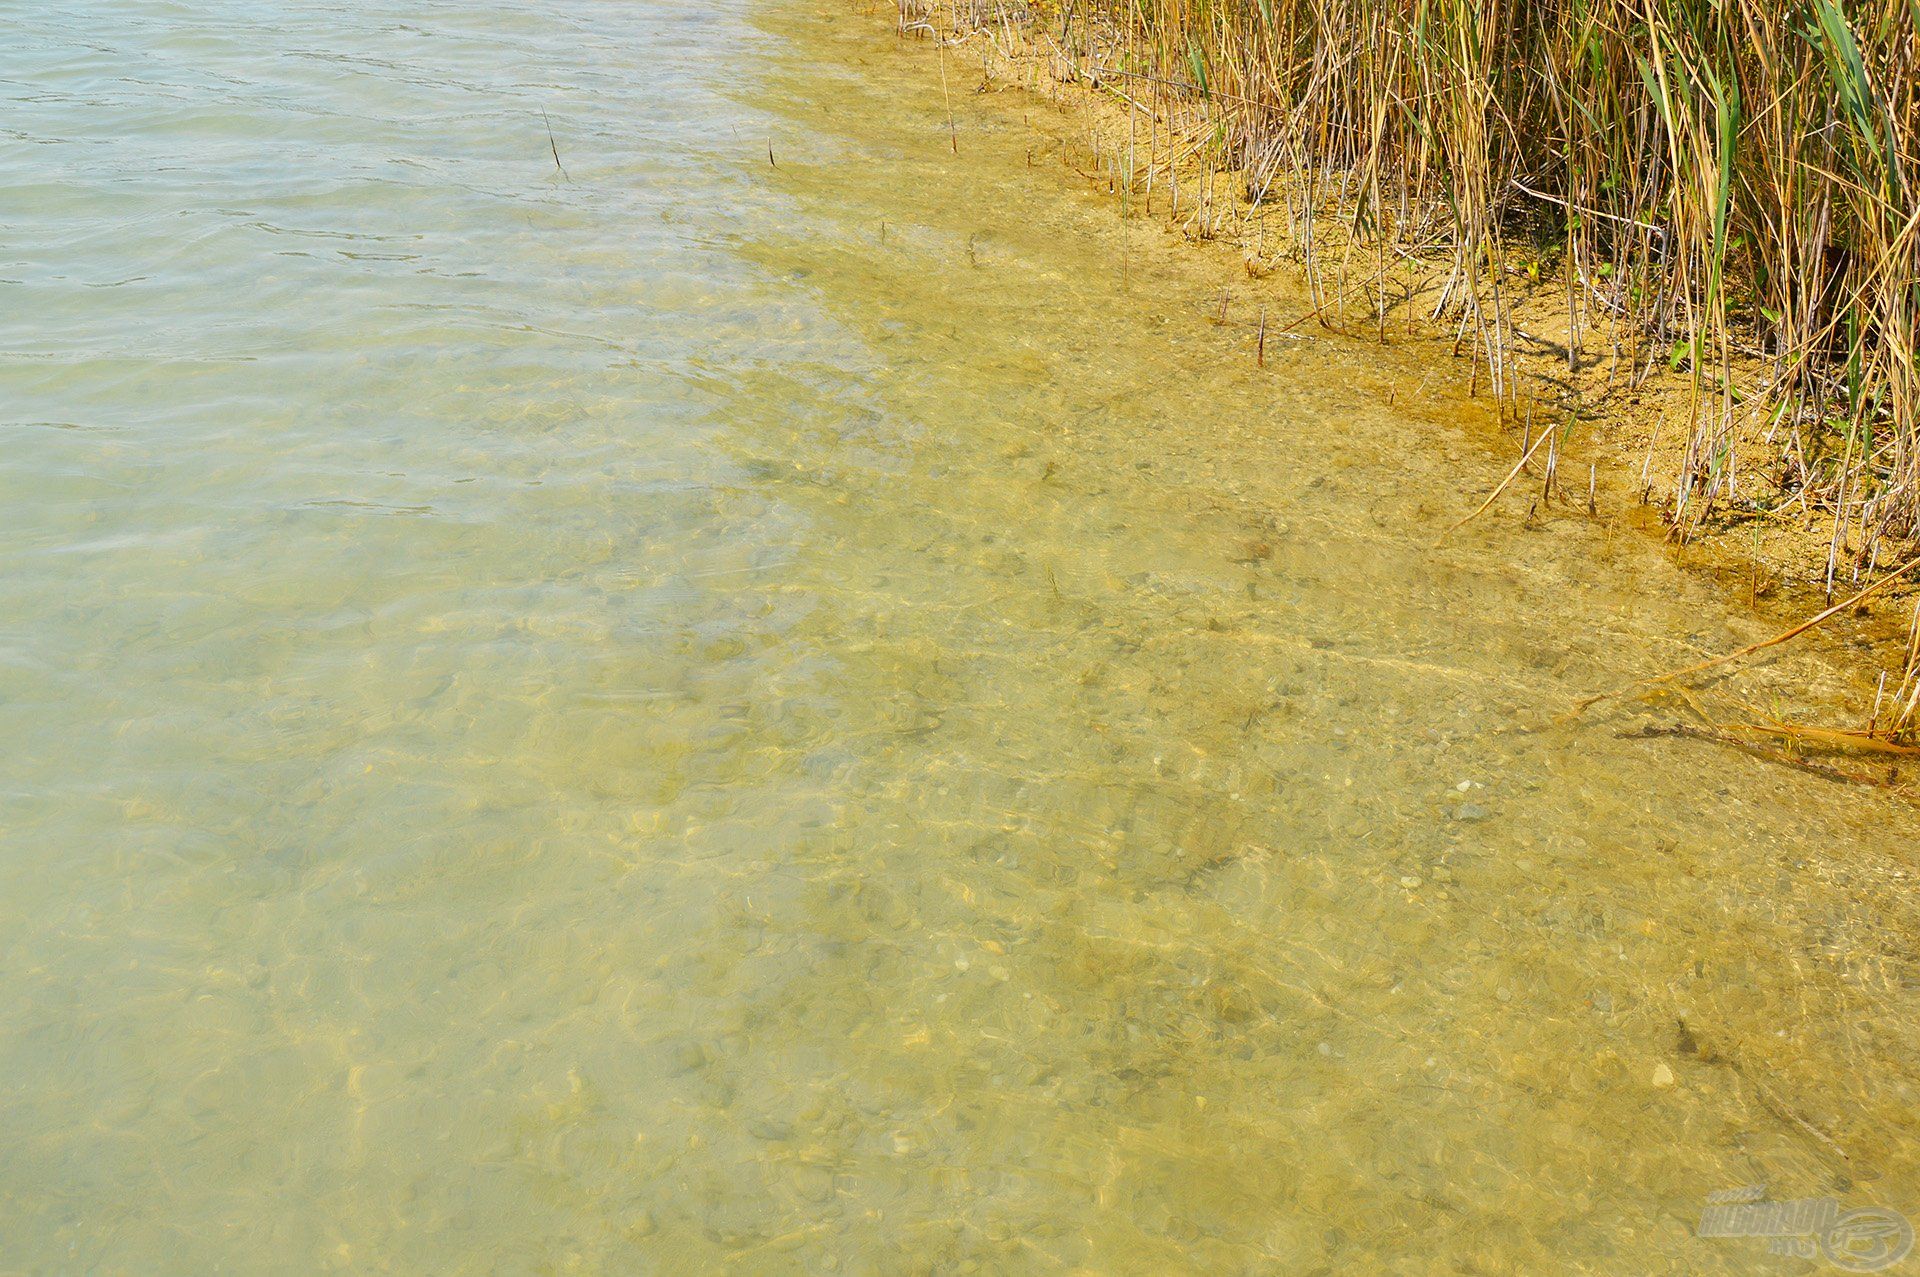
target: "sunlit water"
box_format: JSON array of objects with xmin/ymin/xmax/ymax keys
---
[{"xmin": 5, "ymin": 2, "xmax": 1920, "ymax": 1272}]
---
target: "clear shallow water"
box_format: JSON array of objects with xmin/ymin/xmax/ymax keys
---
[{"xmin": 4, "ymin": 1, "xmax": 1920, "ymax": 1271}]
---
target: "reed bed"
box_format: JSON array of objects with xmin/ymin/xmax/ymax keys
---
[{"xmin": 900, "ymin": 0, "xmax": 1920, "ymax": 744}]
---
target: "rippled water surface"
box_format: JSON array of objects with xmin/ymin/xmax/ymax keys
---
[{"xmin": 6, "ymin": 2, "xmax": 1920, "ymax": 1272}]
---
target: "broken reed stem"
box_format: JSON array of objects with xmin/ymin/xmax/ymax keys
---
[
  {"xmin": 938, "ymin": 34, "xmax": 957, "ymax": 153},
  {"xmin": 1572, "ymin": 557, "xmax": 1920, "ymax": 717},
  {"xmin": 1622, "ymin": 723, "xmax": 1908, "ymax": 790},
  {"xmin": 1726, "ymin": 721, "xmax": 1920, "ymax": 757},
  {"xmin": 542, "ymin": 110, "xmax": 570, "ymax": 182},
  {"xmin": 1436, "ymin": 422, "xmax": 1558, "ymax": 545}
]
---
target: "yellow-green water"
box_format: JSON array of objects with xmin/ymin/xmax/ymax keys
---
[{"xmin": 4, "ymin": 2, "xmax": 1919, "ymax": 1272}]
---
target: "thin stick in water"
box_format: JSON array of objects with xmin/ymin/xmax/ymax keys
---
[
  {"xmin": 1436, "ymin": 425, "xmax": 1558, "ymax": 544},
  {"xmin": 542, "ymin": 111, "xmax": 570, "ymax": 182}
]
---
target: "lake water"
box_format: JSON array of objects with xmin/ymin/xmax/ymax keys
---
[{"xmin": 4, "ymin": 1, "xmax": 1919, "ymax": 1271}]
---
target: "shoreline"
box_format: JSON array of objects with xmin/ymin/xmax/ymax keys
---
[{"xmin": 854, "ymin": 0, "xmax": 1920, "ymax": 763}]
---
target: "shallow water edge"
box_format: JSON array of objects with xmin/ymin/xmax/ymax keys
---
[{"xmin": 1, "ymin": 0, "xmax": 1919, "ymax": 1272}]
